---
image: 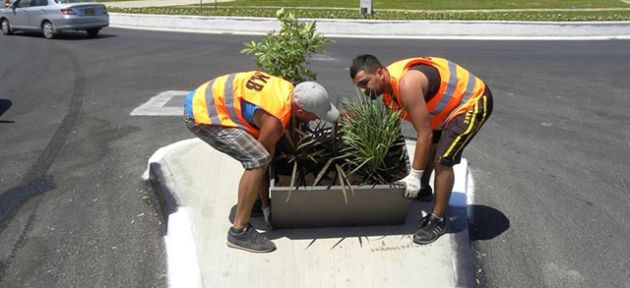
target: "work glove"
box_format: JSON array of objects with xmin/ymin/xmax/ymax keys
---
[
  {"xmin": 262, "ymin": 206, "xmax": 271, "ymax": 227},
  {"xmin": 393, "ymin": 168, "xmax": 424, "ymax": 198}
]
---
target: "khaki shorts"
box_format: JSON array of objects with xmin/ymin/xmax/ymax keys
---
[{"xmin": 434, "ymin": 87, "xmax": 493, "ymax": 167}]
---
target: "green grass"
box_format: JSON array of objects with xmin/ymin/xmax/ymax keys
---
[
  {"xmin": 107, "ymin": 6, "xmax": 630, "ymax": 21},
  {"xmin": 213, "ymin": 0, "xmax": 628, "ymax": 10},
  {"xmin": 104, "ymin": 0, "xmax": 630, "ymax": 21}
]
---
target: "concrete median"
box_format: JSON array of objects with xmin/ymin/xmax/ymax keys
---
[{"xmin": 145, "ymin": 138, "xmax": 476, "ymax": 288}]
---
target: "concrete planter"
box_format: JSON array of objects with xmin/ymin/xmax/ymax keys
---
[
  {"xmin": 268, "ymin": 119, "xmax": 415, "ymax": 228},
  {"xmin": 270, "ymin": 180, "xmax": 412, "ymax": 229}
]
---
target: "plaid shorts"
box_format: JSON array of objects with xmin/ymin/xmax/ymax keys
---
[{"xmin": 184, "ymin": 116, "xmax": 271, "ymax": 170}]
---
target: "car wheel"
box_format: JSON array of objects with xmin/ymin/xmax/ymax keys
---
[
  {"xmin": 86, "ymin": 28, "xmax": 100, "ymax": 38},
  {"xmin": 1, "ymin": 19, "xmax": 12, "ymax": 35},
  {"xmin": 42, "ymin": 21, "xmax": 56, "ymax": 39}
]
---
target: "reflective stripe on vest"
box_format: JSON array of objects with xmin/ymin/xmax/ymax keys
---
[
  {"xmin": 431, "ymin": 60, "xmax": 458, "ymax": 119},
  {"xmin": 383, "ymin": 57, "xmax": 486, "ymax": 130},
  {"xmin": 204, "ymin": 79, "xmax": 219, "ymax": 124},
  {"xmin": 191, "ymin": 71, "xmax": 293, "ymax": 138}
]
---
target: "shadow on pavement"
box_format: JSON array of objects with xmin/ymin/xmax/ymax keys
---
[
  {"xmin": 0, "ymin": 99, "xmax": 13, "ymax": 123},
  {"xmin": 469, "ymin": 204, "xmax": 510, "ymax": 241},
  {"xmin": 227, "ymin": 200, "xmax": 469, "ymax": 241},
  {"xmin": 6, "ymin": 31, "xmax": 116, "ymax": 41},
  {"xmin": 0, "ymin": 176, "xmax": 56, "ymax": 232}
]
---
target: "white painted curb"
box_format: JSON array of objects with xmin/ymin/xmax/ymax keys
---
[
  {"xmin": 144, "ymin": 139, "xmax": 204, "ymax": 288},
  {"xmin": 165, "ymin": 208, "xmax": 202, "ymax": 288},
  {"xmin": 110, "ymin": 13, "xmax": 630, "ymax": 39}
]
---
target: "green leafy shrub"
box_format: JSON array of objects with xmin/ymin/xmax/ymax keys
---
[
  {"xmin": 240, "ymin": 8, "xmax": 333, "ymax": 83},
  {"xmin": 241, "ymin": 8, "xmax": 344, "ymax": 192}
]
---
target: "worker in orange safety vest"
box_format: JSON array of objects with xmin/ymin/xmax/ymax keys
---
[
  {"xmin": 350, "ymin": 55, "xmax": 493, "ymax": 245},
  {"xmin": 184, "ymin": 71, "xmax": 339, "ymax": 253}
]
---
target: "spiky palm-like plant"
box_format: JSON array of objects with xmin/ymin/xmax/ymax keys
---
[
  {"xmin": 274, "ymin": 119, "xmax": 337, "ymax": 188},
  {"xmin": 275, "ymin": 94, "xmax": 409, "ymax": 187},
  {"xmin": 338, "ymin": 95, "xmax": 408, "ymax": 185}
]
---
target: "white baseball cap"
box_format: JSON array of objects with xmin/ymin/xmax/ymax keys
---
[{"xmin": 293, "ymin": 81, "xmax": 340, "ymax": 123}]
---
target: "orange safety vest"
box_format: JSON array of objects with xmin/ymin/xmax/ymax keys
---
[
  {"xmin": 382, "ymin": 57, "xmax": 486, "ymax": 130},
  {"xmin": 191, "ymin": 71, "xmax": 293, "ymax": 138}
]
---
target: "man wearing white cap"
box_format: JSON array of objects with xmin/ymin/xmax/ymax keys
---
[{"xmin": 183, "ymin": 71, "xmax": 339, "ymax": 253}]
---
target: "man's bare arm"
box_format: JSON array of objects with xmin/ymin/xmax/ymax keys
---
[
  {"xmin": 254, "ymin": 111, "xmax": 284, "ymax": 158},
  {"xmin": 399, "ymin": 70, "xmax": 433, "ymax": 171}
]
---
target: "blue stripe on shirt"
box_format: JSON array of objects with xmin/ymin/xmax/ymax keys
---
[
  {"xmin": 241, "ymin": 100, "xmax": 259, "ymax": 128},
  {"xmin": 184, "ymin": 90, "xmax": 194, "ymax": 120}
]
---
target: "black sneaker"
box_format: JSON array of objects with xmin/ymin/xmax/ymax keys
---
[
  {"xmin": 416, "ymin": 186, "xmax": 434, "ymax": 202},
  {"xmin": 227, "ymin": 223, "xmax": 276, "ymax": 253},
  {"xmin": 413, "ymin": 214, "xmax": 448, "ymax": 245}
]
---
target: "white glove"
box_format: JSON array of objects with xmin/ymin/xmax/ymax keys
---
[
  {"xmin": 262, "ymin": 206, "xmax": 271, "ymax": 227},
  {"xmin": 394, "ymin": 168, "xmax": 424, "ymax": 198}
]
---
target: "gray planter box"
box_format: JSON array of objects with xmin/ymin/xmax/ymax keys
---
[
  {"xmin": 269, "ymin": 134, "xmax": 413, "ymax": 229},
  {"xmin": 270, "ymin": 178, "xmax": 412, "ymax": 229}
]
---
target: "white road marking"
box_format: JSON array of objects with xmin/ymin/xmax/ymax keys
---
[
  {"xmin": 131, "ymin": 90, "xmax": 189, "ymax": 116},
  {"xmin": 311, "ymin": 55, "xmax": 338, "ymax": 62}
]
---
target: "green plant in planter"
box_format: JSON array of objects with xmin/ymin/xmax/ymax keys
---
[
  {"xmin": 274, "ymin": 92, "xmax": 409, "ymax": 204},
  {"xmin": 272, "ymin": 89, "xmax": 410, "ymax": 181},
  {"xmin": 240, "ymin": 9, "xmax": 407, "ymax": 201},
  {"xmin": 273, "ymin": 119, "xmax": 348, "ymax": 202},
  {"xmin": 241, "ymin": 8, "xmax": 343, "ymax": 191},
  {"xmin": 338, "ymin": 94, "xmax": 408, "ymax": 185},
  {"xmin": 241, "ymin": 8, "xmax": 333, "ymax": 83},
  {"xmin": 274, "ymin": 120, "xmax": 335, "ymax": 187}
]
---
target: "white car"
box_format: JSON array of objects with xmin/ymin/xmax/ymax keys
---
[{"xmin": 1, "ymin": 0, "xmax": 108, "ymax": 39}]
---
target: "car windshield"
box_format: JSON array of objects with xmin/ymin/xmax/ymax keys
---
[{"xmin": 54, "ymin": 0, "xmax": 96, "ymax": 3}]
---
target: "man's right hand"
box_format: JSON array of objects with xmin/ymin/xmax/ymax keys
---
[{"xmin": 393, "ymin": 169, "xmax": 424, "ymax": 198}]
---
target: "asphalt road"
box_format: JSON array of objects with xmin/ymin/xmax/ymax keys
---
[{"xmin": 1, "ymin": 28, "xmax": 629, "ymax": 288}]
